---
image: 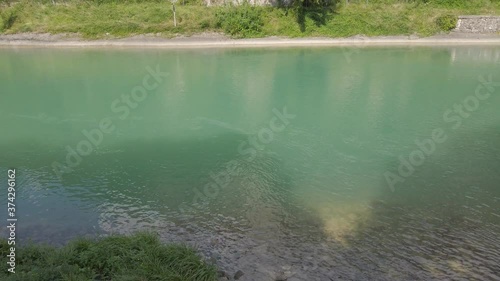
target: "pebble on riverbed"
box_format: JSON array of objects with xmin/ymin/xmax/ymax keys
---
[
  {"xmin": 217, "ymin": 270, "xmax": 231, "ymax": 280},
  {"xmin": 275, "ymin": 266, "xmax": 295, "ymax": 281},
  {"xmin": 234, "ymin": 270, "xmax": 245, "ymax": 280}
]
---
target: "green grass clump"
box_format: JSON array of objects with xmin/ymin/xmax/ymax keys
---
[
  {"xmin": 215, "ymin": 3, "xmax": 265, "ymax": 37},
  {"xmin": 0, "ymin": 232, "xmax": 218, "ymax": 281},
  {"xmin": 436, "ymin": 14, "xmax": 458, "ymax": 31}
]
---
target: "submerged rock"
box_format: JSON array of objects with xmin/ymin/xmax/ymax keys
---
[
  {"xmin": 275, "ymin": 276, "xmax": 288, "ymax": 281},
  {"xmin": 234, "ymin": 270, "xmax": 245, "ymax": 280},
  {"xmin": 275, "ymin": 267, "xmax": 295, "ymax": 281},
  {"xmin": 218, "ymin": 270, "xmax": 231, "ymax": 280},
  {"xmin": 275, "ymin": 271, "xmax": 291, "ymax": 280}
]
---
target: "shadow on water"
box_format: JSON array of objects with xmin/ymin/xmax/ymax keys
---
[
  {"xmin": 0, "ymin": 129, "xmax": 305, "ymax": 240},
  {"xmin": 0, "ymin": 132, "xmax": 250, "ymax": 240}
]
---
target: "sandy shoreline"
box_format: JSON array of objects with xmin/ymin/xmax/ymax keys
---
[{"xmin": 1, "ymin": 32, "xmax": 500, "ymax": 48}]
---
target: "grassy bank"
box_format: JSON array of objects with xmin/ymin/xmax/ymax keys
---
[
  {"xmin": 0, "ymin": 232, "xmax": 218, "ymax": 281},
  {"xmin": 0, "ymin": 0, "xmax": 499, "ymax": 38}
]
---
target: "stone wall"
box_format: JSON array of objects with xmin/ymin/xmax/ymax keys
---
[{"xmin": 454, "ymin": 16, "xmax": 500, "ymax": 33}]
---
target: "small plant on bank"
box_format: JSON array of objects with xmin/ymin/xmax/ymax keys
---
[
  {"xmin": 436, "ymin": 14, "xmax": 458, "ymax": 31},
  {"xmin": 215, "ymin": 2, "xmax": 264, "ymax": 38},
  {"xmin": 0, "ymin": 232, "xmax": 218, "ymax": 281}
]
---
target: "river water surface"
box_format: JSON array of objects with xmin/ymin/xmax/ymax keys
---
[{"xmin": 0, "ymin": 47, "xmax": 499, "ymax": 280}]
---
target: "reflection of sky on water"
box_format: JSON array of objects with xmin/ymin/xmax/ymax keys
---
[{"xmin": 450, "ymin": 47, "xmax": 500, "ymax": 63}]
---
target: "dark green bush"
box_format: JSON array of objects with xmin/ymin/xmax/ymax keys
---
[
  {"xmin": 0, "ymin": 9, "xmax": 17, "ymax": 31},
  {"xmin": 215, "ymin": 3, "xmax": 264, "ymax": 37},
  {"xmin": 436, "ymin": 14, "xmax": 458, "ymax": 31}
]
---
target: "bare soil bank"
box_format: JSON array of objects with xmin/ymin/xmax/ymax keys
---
[{"xmin": 1, "ymin": 32, "xmax": 499, "ymax": 48}]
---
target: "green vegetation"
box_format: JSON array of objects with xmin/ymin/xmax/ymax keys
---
[
  {"xmin": 0, "ymin": 232, "xmax": 218, "ymax": 281},
  {"xmin": 215, "ymin": 3, "xmax": 265, "ymax": 37},
  {"xmin": 0, "ymin": 4, "xmax": 18, "ymax": 32},
  {"xmin": 0, "ymin": 0, "xmax": 499, "ymax": 38},
  {"xmin": 436, "ymin": 14, "xmax": 458, "ymax": 31}
]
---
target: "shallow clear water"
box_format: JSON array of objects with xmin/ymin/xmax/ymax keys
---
[{"xmin": 0, "ymin": 46, "xmax": 499, "ymax": 280}]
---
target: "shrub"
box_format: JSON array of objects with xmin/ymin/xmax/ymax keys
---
[
  {"xmin": 215, "ymin": 3, "xmax": 264, "ymax": 37},
  {"xmin": 436, "ymin": 14, "xmax": 458, "ymax": 31},
  {"xmin": 0, "ymin": 9, "xmax": 17, "ymax": 31}
]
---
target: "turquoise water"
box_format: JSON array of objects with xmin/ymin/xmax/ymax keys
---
[{"xmin": 0, "ymin": 46, "xmax": 499, "ymax": 280}]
